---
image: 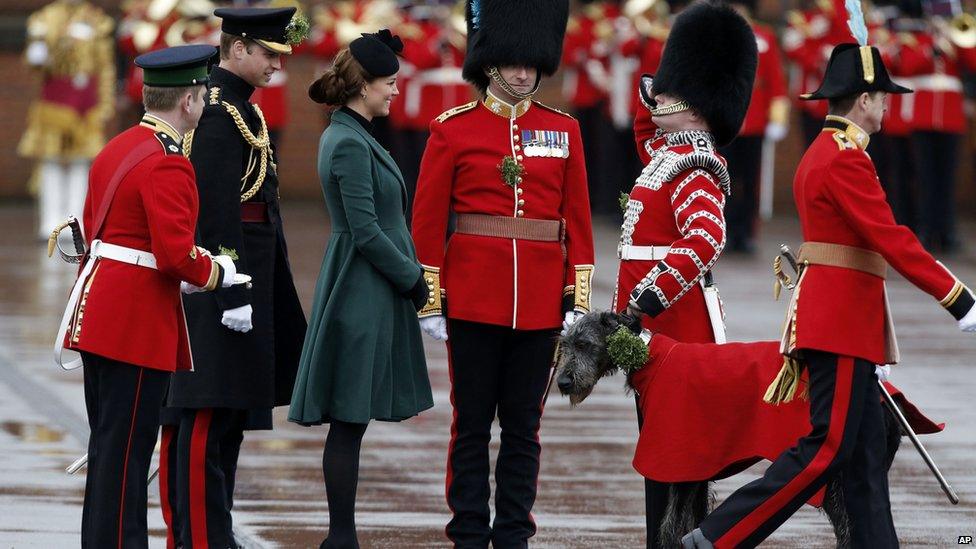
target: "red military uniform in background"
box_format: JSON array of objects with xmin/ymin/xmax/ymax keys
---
[
  {"xmin": 67, "ymin": 115, "xmax": 220, "ymax": 372},
  {"xmin": 892, "ymin": 25, "xmax": 976, "ymax": 251},
  {"xmin": 782, "ymin": 3, "xmax": 834, "ymax": 142},
  {"xmin": 721, "ymin": 14, "xmax": 789, "ymax": 252},
  {"xmin": 412, "ymin": 95, "xmax": 594, "ymax": 329}
]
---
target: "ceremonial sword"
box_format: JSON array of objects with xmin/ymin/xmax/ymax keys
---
[{"xmin": 777, "ymin": 244, "xmax": 960, "ymax": 505}]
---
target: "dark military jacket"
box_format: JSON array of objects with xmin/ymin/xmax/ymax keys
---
[{"xmin": 168, "ymin": 66, "xmax": 306, "ymax": 411}]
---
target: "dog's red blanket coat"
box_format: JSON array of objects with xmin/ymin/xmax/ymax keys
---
[{"xmin": 631, "ymin": 335, "xmax": 942, "ymax": 504}]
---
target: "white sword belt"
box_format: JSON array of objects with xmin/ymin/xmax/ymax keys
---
[
  {"xmin": 618, "ymin": 245, "xmax": 672, "ymax": 261},
  {"xmin": 55, "ymin": 240, "xmax": 158, "ymax": 370}
]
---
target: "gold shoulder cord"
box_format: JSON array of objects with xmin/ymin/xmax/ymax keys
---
[{"xmin": 183, "ymin": 86, "xmax": 274, "ymax": 203}]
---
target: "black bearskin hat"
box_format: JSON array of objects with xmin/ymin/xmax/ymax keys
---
[
  {"xmin": 652, "ymin": 1, "xmax": 758, "ymax": 146},
  {"xmin": 462, "ymin": 0, "xmax": 570, "ymax": 92}
]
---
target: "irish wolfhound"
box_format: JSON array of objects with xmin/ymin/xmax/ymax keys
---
[{"xmin": 556, "ymin": 311, "xmax": 902, "ymax": 548}]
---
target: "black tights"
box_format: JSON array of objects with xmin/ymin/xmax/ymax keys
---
[{"xmin": 322, "ymin": 420, "xmax": 368, "ymax": 549}]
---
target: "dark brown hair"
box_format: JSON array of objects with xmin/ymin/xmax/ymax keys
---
[
  {"xmin": 308, "ymin": 48, "xmax": 372, "ymax": 105},
  {"xmin": 219, "ymin": 33, "xmax": 256, "ymax": 60}
]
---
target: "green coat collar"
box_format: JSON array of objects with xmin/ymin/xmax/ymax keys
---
[{"xmin": 329, "ymin": 109, "xmax": 406, "ymax": 192}]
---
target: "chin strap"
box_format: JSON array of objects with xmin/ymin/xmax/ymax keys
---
[
  {"xmin": 649, "ymin": 100, "xmax": 691, "ymax": 117},
  {"xmin": 488, "ymin": 66, "xmax": 541, "ymax": 100}
]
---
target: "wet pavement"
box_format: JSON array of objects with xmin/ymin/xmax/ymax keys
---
[{"xmin": 1, "ymin": 201, "xmax": 974, "ymax": 547}]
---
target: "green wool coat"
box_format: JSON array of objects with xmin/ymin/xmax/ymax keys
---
[{"xmin": 288, "ymin": 110, "xmax": 433, "ymax": 425}]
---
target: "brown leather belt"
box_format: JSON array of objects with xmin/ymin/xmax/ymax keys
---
[
  {"xmin": 798, "ymin": 242, "xmax": 887, "ymax": 278},
  {"xmin": 455, "ymin": 214, "xmax": 563, "ymax": 242},
  {"xmin": 241, "ymin": 202, "xmax": 269, "ymax": 223}
]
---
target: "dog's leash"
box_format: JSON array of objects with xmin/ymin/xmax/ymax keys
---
[{"xmin": 542, "ymin": 343, "xmax": 562, "ymax": 407}]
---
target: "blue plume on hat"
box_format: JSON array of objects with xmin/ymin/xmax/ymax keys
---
[{"xmin": 845, "ymin": 0, "xmax": 869, "ymax": 45}]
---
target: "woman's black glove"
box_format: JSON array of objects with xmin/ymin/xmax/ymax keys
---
[{"xmin": 406, "ymin": 271, "xmax": 431, "ymax": 312}]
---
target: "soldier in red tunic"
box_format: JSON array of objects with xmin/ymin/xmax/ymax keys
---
[
  {"xmin": 619, "ymin": 3, "xmax": 757, "ymax": 544},
  {"xmin": 683, "ymin": 42, "xmax": 976, "ymax": 549},
  {"xmin": 410, "ymin": 0, "xmax": 594, "ymax": 545},
  {"xmin": 54, "ymin": 45, "xmax": 238, "ymax": 548}
]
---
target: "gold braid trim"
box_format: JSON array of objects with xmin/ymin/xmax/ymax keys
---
[
  {"xmin": 220, "ymin": 100, "xmax": 273, "ymax": 203},
  {"xmin": 182, "ymin": 129, "xmax": 194, "ymax": 157}
]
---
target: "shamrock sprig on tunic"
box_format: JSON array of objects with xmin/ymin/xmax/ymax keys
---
[
  {"xmin": 607, "ymin": 326, "xmax": 649, "ymax": 373},
  {"xmin": 285, "ymin": 14, "xmax": 311, "ymax": 45},
  {"xmin": 497, "ymin": 155, "xmax": 525, "ymax": 188}
]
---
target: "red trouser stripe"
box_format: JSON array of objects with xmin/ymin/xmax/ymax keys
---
[
  {"xmin": 443, "ymin": 326, "xmax": 458, "ymax": 542},
  {"xmin": 159, "ymin": 426, "xmax": 176, "ymax": 549},
  {"xmin": 189, "ymin": 409, "xmax": 213, "ymax": 549},
  {"xmin": 117, "ymin": 369, "xmax": 144, "ymax": 549},
  {"xmin": 715, "ymin": 357, "xmax": 856, "ymax": 547}
]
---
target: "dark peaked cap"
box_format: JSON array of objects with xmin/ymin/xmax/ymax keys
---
[
  {"xmin": 215, "ymin": 7, "xmax": 297, "ymax": 54},
  {"xmin": 135, "ymin": 44, "xmax": 217, "ymax": 87},
  {"xmin": 801, "ymin": 43, "xmax": 912, "ymax": 100},
  {"xmin": 651, "ymin": 1, "xmax": 758, "ymax": 146},
  {"xmin": 462, "ymin": 0, "xmax": 569, "ymax": 91}
]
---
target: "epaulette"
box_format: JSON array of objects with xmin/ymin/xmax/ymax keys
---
[
  {"xmin": 533, "ymin": 101, "xmax": 575, "ymax": 119},
  {"xmin": 830, "ymin": 130, "xmax": 857, "ymax": 151},
  {"xmin": 207, "ymin": 85, "xmax": 223, "ymax": 106},
  {"xmin": 435, "ymin": 101, "xmax": 478, "ymax": 123},
  {"xmin": 154, "ymin": 131, "xmax": 183, "ymax": 155}
]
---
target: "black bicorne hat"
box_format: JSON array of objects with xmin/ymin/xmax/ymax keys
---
[
  {"xmin": 350, "ymin": 29, "xmax": 404, "ymax": 77},
  {"xmin": 461, "ymin": 0, "xmax": 569, "ymax": 92},
  {"xmin": 652, "ymin": 1, "xmax": 758, "ymax": 146},
  {"xmin": 801, "ymin": 43, "xmax": 912, "ymax": 100}
]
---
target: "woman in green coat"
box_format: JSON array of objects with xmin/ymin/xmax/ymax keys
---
[{"xmin": 289, "ymin": 30, "xmax": 433, "ymax": 549}]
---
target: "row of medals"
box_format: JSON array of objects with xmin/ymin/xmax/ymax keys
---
[{"xmin": 522, "ymin": 130, "xmax": 570, "ymax": 159}]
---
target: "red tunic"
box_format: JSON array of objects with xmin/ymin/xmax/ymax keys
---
[
  {"xmin": 791, "ymin": 117, "xmax": 965, "ymax": 364},
  {"xmin": 891, "ymin": 30, "xmax": 976, "ymax": 134},
  {"xmin": 619, "ymin": 117, "xmax": 729, "ymax": 343},
  {"xmin": 740, "ymin": 23, "xmax": 788, "ymax": 136},
  {"xmin": 412, "ymin": 96, "xmax": 595, "ymax": 329},
  {"xmin": 67, "ymin": 120, "xmax": 217, "ymax": 372}
]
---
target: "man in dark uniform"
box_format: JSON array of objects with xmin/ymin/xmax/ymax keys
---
[
  {"xmin": 55, "ymin": 44, "xmax": 238, "ymax": 548},
  {"xmin": 162, "ymin": 8, "xmax": 308, "ymax": 548},
  {"xmin": 682, "ymin": 41, "xmax": 976, "ymax": 549},
  {"xmin": 411, "ymin": 1, "xmax": 594, "ymax": 546}
]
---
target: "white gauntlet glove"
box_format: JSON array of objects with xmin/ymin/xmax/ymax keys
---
[
  {"xmin": 221, "ymin": 304, "xmax": 253, "ymax": 333},
  {"xmin": 958, "ymin": 301, "xmax": 976, "ymax": 333},
  {"xmin": 765, "ymin": 122, "xmax": 788, "ymax": 142},
  {"xmin": 213, "ymin": 255, "xmax": 237, "ymax": 288},
  {"xmin": 420, "ymin": 315, "xmax": 448, "ymax": 341},
  {"xmin": 875, "ymin": 365, "xmax": 891, "ymax": 383},
  {"xmin": 561, "ymin": 311, "xmax": 584, "ymax": 336}
]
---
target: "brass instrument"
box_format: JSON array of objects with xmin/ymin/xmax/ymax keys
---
[
  {"xmin": 947, "ymin": 12, "xmax": 976, "ymax": 48},
  {"xmin": 624, "ymin": 0, "xmax": 670, "ymax": 41}
]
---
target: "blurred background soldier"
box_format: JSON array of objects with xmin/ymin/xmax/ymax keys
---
[
  {"xmin": 893, "ymin": 0, "xmax": 976, "ymax": 253},
  {"xmin": 782, "ymin": 0, "xmax": 836, "ymax": 144},
  {"xmin": 723, "ymin": 0, "xmax": 789, "ymax": 254},
  {"xmin": 19, "ymin": 0, "xmax": 115, "ymax": 240}
]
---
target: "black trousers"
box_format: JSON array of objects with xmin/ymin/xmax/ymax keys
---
[
  {"xmin": 81, "ymin": 352, "xmax": 169, "ymax": 549},
  {"xmin": 168, "ymin": 408, "xmax": 248, "ymax": 549},
  {"xmin": 698, "ymin": 352, "xmax": 897, "ymax": 548},
  {"xmin": 444, "ymin": 319, "xmax": 558, "ymax": 548},
  {"xmin": 576, "ymin": 102, "xmax": 612, "ymax": 215},
  {"xmin": 911, "ymin": 131, "xmax": 961, "ymax": 252},
  {"xmin": 719, "ymin": 135, "xmax": 764, "ymax": 250},
  {"xmin": 871, "ymin": 134, "xmax": 918, "ymax": 230}
]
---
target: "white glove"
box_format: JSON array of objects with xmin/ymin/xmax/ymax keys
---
[
  {"xmin": 958, "ymin": 300, "xmax": 976, "ymax": 332},
  {"xmin": 875, "ymin": 365, "xmax": 891, "ymax": 383},
  {"xmin": 67, "ymin": 22, "xmax": 94, "ymax": 40},
  {"xmin": 221, "ymin": 304, "xmax": 253, "ymax": 333},
  {"xmin": 180, "ymin": 281, "xmax": 206, "ymax": 294},
  {"xmin": 561, "ymin": 311, "xmax": 583, "ymax": 336},
  {"xmin": 419, "ymin": 315, "xmax": 448, "ymax": 341},
  {"xmin": 213, "ymin": 255, "xmax": 237, "ymax": 288},
  {"xmin": 765, "ymin": 122, "xmax": 788, "ymax": 142},
  {"xmin": 25, "ymin": 41, "xmax": 48, "ymax": 66}
]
